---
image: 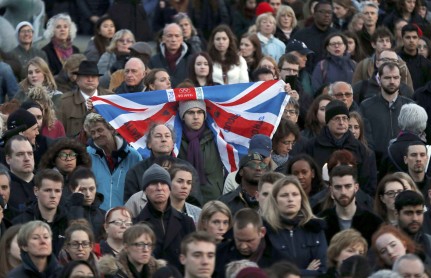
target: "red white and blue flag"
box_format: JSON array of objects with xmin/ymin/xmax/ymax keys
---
[{"xmin": 92, "ymin": 80, "xmax": 288, "ymax": 172}]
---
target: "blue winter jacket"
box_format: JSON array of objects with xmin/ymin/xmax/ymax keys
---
[{"xmin": 87, "ymin": 136, "xmax": 142, "ymax": 211}]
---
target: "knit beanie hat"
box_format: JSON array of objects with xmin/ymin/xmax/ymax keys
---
[
  {"xmin": 141, "ymin": 164, "xmax": 172, "ymax": 191},
  {"xmin": 256, "ymin": 2, "xmax": 274, "ymax": 16},
  {"xmin": 178, "ymin": 100, "xmax": 206, "ymax": 119},
  {"xmin": 325, "ymin": 100, "xmax": 349, "ymax": 124},
  {"xmin": 7, "ymin": 108, "xmax": 37, "ymax": 130},
  {"xmin": 20, "ymin": 100, "xmax": 43, "ymax": 112},
  {"xmin": 15, "ymin": 21, "xmax": 33, "ymax": 39}
]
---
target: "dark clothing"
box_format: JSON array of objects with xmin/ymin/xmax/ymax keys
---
[
  {"xmin": 301, "ymin": 127, "xmax": 377, "ymax": 196},
  {"xmin": 12, "ymin": 203, "xmax": 71, "ymax": 256},
  {"xmin": 188, "ymin": 0, "xmax": 230, "ymax": 40},
  {"xmin": 357, "ymin": 27, "xmax": 374, "ymax": 57},
  {"xmin": 7, "ymin": 252, "xmax": 61, "ymax": 278},
  {"xmin": 65, "ymin": 192, "xmax": 106, "ymax": 241},
  {"xmin": 99, "ymin": 239, "xmax": 118, "ymax": 257},
  {"xmin": 134, "ymin": 201, "xmax": 195, "ymax": 270},
  {"xmin": 310, "ymin": 188, "xmax": 374, "ymax": 213},
  {"xmin": 218, "ymin": 185, "xmax": 259, "ymax": 216},
  {"xmin": 123, "ymin": 155, "xmax": 203, "ymax": 205},
  {"xmin": 149, "ymin": 44, "xmax": 192, "ymax": 88},
  {"xmin": 291, "ymin": 24, "xmax": 337, "ymax": 72},
  {"xmin": 274, "ymin": 26, "xmax": 299, "ymax": 46},
  {"xmin": 360, "ymin": 94, "xmax": 414, "ymax": 163},
  {"xmin": 318, "ymin": 206, "xmax": 383, "ymax": 246},
  {"xmin": 54, "ymin": 70, "xmax": 78, "ymax": 94},
  {"xmin": 214, "ymin": 236, "xmax": 284, "ymax": 278},
  {"xmin": 382, "ymin": 10, "xmax": 431, "ymax": 38},
  {"xmin": 398, "ymin": 48, "xmax": 431, "ymax": 90},
  {"xmin": 8, "ymin": 172, "xmax": 35, "ymax": 214},
  {"xmin": 42, "ymin": 41, "xmax": 80, "ymax": 75},
  {"xmin": 114, "ymin": 81, "xmax": 145, "ymax": 94},
  {"xmin": 265, "ymin": 219, "xmax": 328, "ymax": 276},
  {"xmin": 413, "ymin": 81, "xmax": 431, "ymax": 144},
  {"xmin": 353, "ymin": 74, "xmax": 413, "ymax": 104}
]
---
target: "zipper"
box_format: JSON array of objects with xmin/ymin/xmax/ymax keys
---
[
  {"xmin": 161, "ymin": 212, "xmax": 165, "ymax": 235},
  {"xmin": 289, "ymin": 229, "xmax": 297, "ymax": 257}
]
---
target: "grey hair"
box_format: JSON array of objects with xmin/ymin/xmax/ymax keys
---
[
  {"xmin": 125, "ymin": 57, "xmax": 146, "ymax": 72},
  {"xmin": 398, "ymin": 103, "xmax": 428, "ymax": 134},
  {"xmin": 173, "ymin": 13, "xmax": 197, "ymax": 37},
  {"xmin": 17, "ymin": 220, "xmax": 52, "ymax": 250},
  {"xmin": 107, "ymin": 29, "xmax": 135, "ymax": 53},
  {"xmin": 328, "ymin": 81, "xmax": 353, "ymax": 96},
  {"xmin": 44, "ymin": 13, "xmax": 77, "ymax": 41},
  {"xmin": 83, "ymin": 112, "xmax": 114, "ymax": 134},
  {"xmin": 287, "ymin": 97, "xmax": 300, "ymax": 111},
  {"xmin": 0, "ymin": 163, "xmax": 11, "ymax": 182},
  {"xmin": 225, "ymin": 260, "xmax": 259, "ymax": 278},
  {"xmin": 393, "ymin": 254, "xmax": 424, "ymax": 273},
  {"xmin": 368, "ymin": 270, "xmax": 402, "ymax": 278},
  {"xmin": 163, "ymin": 23, "xmax": 184, "ymax": 37},
  {"xmin": 361, "ymin": 1, "xmax": 379, "ymax": 12}
]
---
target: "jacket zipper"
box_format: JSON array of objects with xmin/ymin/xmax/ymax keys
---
[{"xmin": 289, "ymin": 230, "xmax": 297, "ymax": 257}]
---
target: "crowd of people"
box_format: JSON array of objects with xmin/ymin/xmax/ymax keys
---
[{"xmin": 1, "ymin": 0, "xmax": 431, "ymax": 277}]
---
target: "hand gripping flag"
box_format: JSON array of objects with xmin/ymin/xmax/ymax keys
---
[{"xmin": 92, "ymin": 80, "xmax": 289, "ymax": 172}]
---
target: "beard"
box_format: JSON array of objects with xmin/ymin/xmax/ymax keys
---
[
  {"xmin": 334, "ymin": 194, "xmax": 355, "ymax": 207},
  {"xmin": 381, "ymin": 83, "xmax": 399, "ymax": 95}
]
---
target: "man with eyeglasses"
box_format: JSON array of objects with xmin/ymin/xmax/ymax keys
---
[
  {"xmin": 302, "ymin": 100, "xmax": 377, "ymax": 196},
  {"xmin": 318, "ymin": 165, "xmax": 382, "ymax": 245},
  {"xmin": 353, "ymin": 49, "xmax": 414, "ymax": 104},
  {"xmin": 134, "ymin": 163, "xmax": 195, "ymax": 271},
  {"xmin": 219, "ymin": 153, "xmax": 269, "ymax": 216},
  {"xmin": 395, "ymin": 191, "xmax": 431, "ymax": 263},
  {"xmin": 9, "ymin": 21, "xmax": 47, "ymax": 79},
  {"xmin": 397, "ymin": 24, "xmax": 431, "ymax": 90},
  {"xmin": 360, "ymin": 62, "xmax": 413, "ymax": 167},
  {"xmin": 291, "ymin": 1, "xmax": 336, "ymax": 71},
  {"xmin": 329, "ymin": 81, "xmax": 358, "ymax": 112},
  {"xmin": 149, "ymin": 23, "xmax": 193, "ymax": 87}
]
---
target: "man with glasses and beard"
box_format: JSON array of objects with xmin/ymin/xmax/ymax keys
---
[
  {"xmin": 360, "ymin": 62, "xmax": 413, "ymax": 166},
  {"xmin": 318, "ymin": 165, "xmax": 382, "ymax": 245}
]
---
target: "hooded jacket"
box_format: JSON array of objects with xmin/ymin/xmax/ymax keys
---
[{"xmin": 7, "ymin": 252, "xmax": 62, "ymax": 278}]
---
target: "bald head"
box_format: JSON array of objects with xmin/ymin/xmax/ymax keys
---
[{"xmin": 124, "ymin": 57, "xmax": 146, "ymax": 86}]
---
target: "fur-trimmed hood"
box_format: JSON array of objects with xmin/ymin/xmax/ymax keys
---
[{"xmin": 99, "ymin": 251, "xmax": 166, "ymax": 277}]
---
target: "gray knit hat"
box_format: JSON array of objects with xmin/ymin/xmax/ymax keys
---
[
  {"xmin": 178, "ymin": 100, "xmax": 206, "ymax": 119},
  {"xmin": 141, "ymin": 164, "xmax": 172, "ymax": 191}
]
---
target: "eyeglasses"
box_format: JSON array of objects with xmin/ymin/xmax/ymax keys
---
[
  {"xmin": 244, "ymin": 161, "xmax": 268, "ymax": 170},
  {"xmin": 284, "ymin": 109, "xmax": 299, "ymax": 115},
  {"xmin": 109, "ymin": 220, "xmax": 133, "ymax": 227},
  {"xmin": 57, "ymin": 152, "xmax": 78, "ymax": 161},
  {"xmin": 118, "ymin": 39, "xmax": 134, "ymax": 44},
  {"xmin": 331, "ymin": 116, "xmax": 349, "ymax": 123},
  {"xmin": 130, "ymin": 242, "xmax": 154, "ymax": 250},
  {"xmin": 328, "ymin": 42, "xmax": 344, "ymax": 47},
  {"xmin": 20, "ymin": 29, "xmax": 33, "ymax": 34},
  {"xmin": 281, "ymin": 68, "xmax": 299, "ymax": 74},
  {"xmin": 334, "ymin": 92, "xmax": 353, "ymax": 98},
  {"xmin": 418, "ymin": 45, "xmax": 428, "ymax": 50},
  {"xmin": 68, "ymin": 241, "xmax": 92, "ymax": 249},
  {"xmin": 383, "ymin": 190, "xmax": 403, "ymax": 198}
]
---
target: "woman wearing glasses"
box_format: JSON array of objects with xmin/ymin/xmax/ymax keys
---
[
  {"xmin": 100, "ymin": 207, "xmax": 133, "ymax": 257},
  {"xmin": 311, "ymin": 33, "xmax": 356, "ymax": 94},
  {"xmin": 99, "ymin": 223, "xmax": 166, "ymax": 278},
  {"xmin": 39, "ymin": 138, "xmax": 92, "ymax": 185},
  {"xmin": 374, "ymin": 173, "xmax": 406, "ymax": 225},
  {"xmin": 59, "ymin": 220, "xmax": 99, "ymax": 275}
]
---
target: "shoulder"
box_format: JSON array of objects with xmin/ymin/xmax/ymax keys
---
[
  {"xmin": 303, "ymin": 218, "xmax": 327, "ymax": 233},
  {"xmin": 98, "ymin": 255, "xmax": 120, "ymax": 275}
]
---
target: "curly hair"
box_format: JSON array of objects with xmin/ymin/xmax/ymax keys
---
[
  {"xmin": 38, "ymin": 138, "xmax": 91, "ymax": 171},
  {"xmin": 44, "ymin": 13, "xmax": 77, "ymax": 41},
  {"xmin": 26, "ymin": 86, "xmax": 57, "ymax": 130}
]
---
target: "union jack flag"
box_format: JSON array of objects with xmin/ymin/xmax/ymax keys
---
[{"xmin": 92, "ymin": 80, "xmax": 288, "ymax": 172}]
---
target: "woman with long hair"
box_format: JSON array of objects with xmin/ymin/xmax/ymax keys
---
[
  {"xmin": 348, "ymin": 111, "xmax": 368, "ymax": 147},
  {"xmin": 275, "ymin": 5, "xmax": 299, "ymax": 45},
  {"xmin": 239, "ymin": 33, "xmax": 263, "ymax": 81},
  {"xmin": 84, "ymin": 16, "xmax": 116, "ymax": 62},
  {"xmin": 197, "ymin": 200, "xmax": 232, "ymax": 244},
  {"xmin": 187, "ymin": 52, "xmax": 219, "ymax": 87},
  {"xmin": 302, "ymin": 95, "xmax": 333, "ymax": 140},
  {"xmin": 343, "ymin": 30, "xmax": 366, "ymax": 63},
  {"xmin": 0, "ymin": 225, "xmax": 22, "ymax": 278},
  {"xmin": 208, "ymin": 25, "xmax": 249, "ymax": 85},
  {"xmin": 173, "ymin": 12, "xmax": 205, "ymax": 54},
  {"xmin": 143, "ymin": 68, "xmax": 172, "ymax": 91},
  {"xmin": 42, "ymin": 13, "xmax": 80, "ymax": 75},
  {"xmin": 15, "ymin": 57, "xmax": 63, "ymax": 106},
  {"xmin": 312, "ymin": 33, "xmax": 356, "ymax": 93},
  {"xmin": 332, "ymin": 0, "xmax": 357, "ymax": 31},
  {"xmin": 100, "ymin": 207, "xmax": 133, "ymax": 257},
  {"xmin": 262, "ymin": 176, "xmax": 327, "ymax": 276}
]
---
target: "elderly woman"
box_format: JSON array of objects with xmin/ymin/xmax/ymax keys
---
[
  {"xmin": 173, "ymin": 13, "xmax": 204, "ymax": 54},
  {"xmin": 7, "ymin": 221, "xmax": 62, "ymax": 277},
  {"xmin": 38, "ymin": 138, "xmax": 92, "ymax": 185},
  {"xmin": 256, "ymin": 13, "xmax": 286, "ymax": 62},
  {"xmin": 262, "ymin": 176, "xmax": 327, "ymax": 276},
  {"xmin": 15, "ymin": 57, "xmax": 62, "ymax": 105},
  {"xmin": 99, "ymin": 223, "xmax": 166, "ymax": 277},
  {"xmin": 197, "ymin": 200, "xmax": 232, "ymax": 244},
  {"xmin": 322, "ymin": 229, "xmax": 368, "ymax": 277},
  {"xmin": 42, "ymin": 13, "xmax": 80, "ymax": 75},
  {"xmin": 275, "ymin": 5, "xmax": 299, "ymax": 45}
]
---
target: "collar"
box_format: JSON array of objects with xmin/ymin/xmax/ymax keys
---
[{"xmin": 80, "ymin": 89, "xmax": 98, "ymax": 102}]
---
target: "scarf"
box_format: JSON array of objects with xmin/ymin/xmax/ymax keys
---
[
  {"xmin": 324, "ymin": 126, "xmax": 349, "ymax": 148},
  {"xmin": 183, "ymin": 125, "xmax": 207, "ymax": 184},
  {"xmin": 165, "ymin": 48, "xmax": 182, "ymax": 71},
  {"xmin": 280, "ymin": 214, "xmax": 302, "ymax": 227},
  {"xmin": 248, "ymin": 237, "xmax": 266, "ymax": 262},
  {"xmin": 52, "ymin": 37, "xmax": 73, "ymax": 63},
  {"xmin": 272, "ymin": 153, "xmax": 289, "ymax": 167}
]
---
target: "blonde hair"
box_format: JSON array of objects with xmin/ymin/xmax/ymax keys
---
[
  {"xmin": 327, "ymin": 229, "xmax": 368, "ymax": 268},
  {"xmin": 20, "ymin": 57, "xmax": 57, "ymax": 92},
  {"xmin": 256, "ymin": 13, "xmax": 277, "ymax": 34},
  {"xmin": 262, "ymin": 175, "xmax": 316, "ymax": 232},
  {"xmin": 26, "ymin": 86, "xmax": 57, "ymax": 129},
  {"xmin": 107, "ymin": 29, "xmax": 135, "ymax": 53},
  {"xmin": 197, "ymin": 200, "xmax": 232, "ymax": 231},
  {"xmin": 276, "ymin": 5, "xmax": 298, "ymax": 29}
]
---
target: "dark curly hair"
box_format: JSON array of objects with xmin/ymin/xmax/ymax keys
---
[{"xmin": 39, "ymin": 138, "xmax": 92, "ymax": 171}]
